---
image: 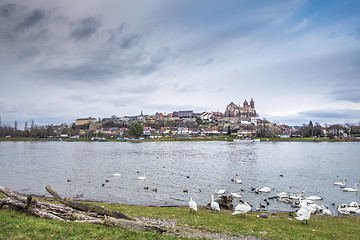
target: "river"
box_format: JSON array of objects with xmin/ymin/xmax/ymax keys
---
[{"xmin": 0, "ymin": 141, "xmax": 359, "ymax": 214}]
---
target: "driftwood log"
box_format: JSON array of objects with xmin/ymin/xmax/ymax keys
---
[
  {"xmin": 0, "ymin": 186, "xmax": 165, "ymax": 234},
  {"xmin": 207, "ymin": 195, "xmax": 234, "ymax": 210}
]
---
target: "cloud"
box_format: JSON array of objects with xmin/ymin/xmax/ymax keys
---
[
  {"xmin": 349, "ymin": 27, "xmax": 360, "ymax": 39},
  {"xmin": 299, "ymin": 109, "xmax": 360, "ymax": 122},
  {"xmin": 70, "ymin": 17, "xmax": 101, "ymax": 40},
  {"xmin": 330, "ymin": 88, "xmax": 360, "ymax": 103},
  {"xmin": 15, "ymin": 9, "xmax": 45, "ymax": 31},
  {"xmin": 285, "ymin": 18, "xmax": 310, "ymax": 34}
]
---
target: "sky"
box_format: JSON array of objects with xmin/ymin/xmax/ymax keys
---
[{"xmin": 0, "ymin": 0, "xmax": 360, "ymax": 127}]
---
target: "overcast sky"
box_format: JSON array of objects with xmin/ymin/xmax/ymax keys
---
[{"xmin": 1, "ymin": 0, "xmax": 360, "ymax": 127}]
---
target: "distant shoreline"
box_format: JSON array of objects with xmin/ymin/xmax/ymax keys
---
[{"xmin": 1, "ymin": 136, "xmax": 359, "ymax": 142}]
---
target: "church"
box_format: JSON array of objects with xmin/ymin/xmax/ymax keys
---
[{"xmin": 224, "ymin": 98, "xmax": 257, "ymax": 125}]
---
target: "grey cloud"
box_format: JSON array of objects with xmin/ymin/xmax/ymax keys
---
[
  {"xmin": 330, "ymin": 88, "xmax": 360, "ymax": 103},
  {"xmin": 38, "ymin": 63, "xmax": 114, "ymax": 82},
  {"xmin": 299, "ymin": 109, "xmax": 360, "ymax": 120},
  {"xmin": 15, "ymin": 9, "xmax": 45, "ymax": 31},
  {"xmin": 0, "ymin": 3, "xmax": 16, "ymax": 18},
  {"xmin": 70, "ymin": 17, "xmax": 101, "ymax": 40},
  {"xmin": 349, "ymin": 27, "xmax": 360, "ymax": 39},
  {"xmin": 328, "ymin": 32, "xmax": 338, "ymax": 39}
]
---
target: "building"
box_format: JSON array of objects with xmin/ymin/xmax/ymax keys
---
[
  {"xmin": 75, "ymin": 117, "xmax": 97, "ymax": 126},
  {"xmin": 224, "ymin": 98, "xmax": 256, "ymax": 118}
]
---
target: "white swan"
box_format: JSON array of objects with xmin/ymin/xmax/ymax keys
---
[
  {"xmin": 231, "ymin": 192, "xmax": 242, "ymax": 198},
  {"xmin": 112, "ymin": 173, "xmax": 121, "ymax": 177},
  {"xmin": 334, "ymin": 178, "xmax": 346, "ymax": 187},
  {"xmin": 337, "ymin": 204, "xmax": 349, "ymax": 215},
  {"xmin": 320, "ymin": 205, "xmax": 332, "ymax": 215},
  {"xmin": 276, "ymin": 189, "xmax": 288, "ymax": 198},
  {"xmin": 214, "ymin": 189, "xmax": 226, "ymax": 195},
  {"xmin": 289, "ymin": 193, "xmax": 302, "ymax": 200},
  {"xmin": 137, "ymin": 173, "xmax": 146, "ymax": 180},
  {"xmin": 302, "ymin": 191, "xmax": 322, "ymax": 201},
  {"xmin": 295, "ymin": 208, "xmax": 311, "ymax": 224},
  {"xmin": 347, "ymin": 202, "xmax": 359, "ymax": 213},
  {"xmin": 211, "ymin": 195, "xmax": 220, "ymax": 212},
  {"xmin": 343, "ymin": 183, "xmax": 359, "ymax": 192},
  {"xmin": 258, "ymin": 187, "xmax": 271, "ymax": 193},
  {"xmin": 232, "ymin": 202, "xmax": 251, "ymax": 217},
  {"xmin": 189, "ymin": 198, "xmax": 197, "ymax": 211},
  {"xmin": 234, "ymin": 178, "xmax": 242, "ymax": 184}
]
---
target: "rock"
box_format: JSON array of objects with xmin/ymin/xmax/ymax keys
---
[{"xmin": 260, "ymin": 213, "xmax": 268, "ymax": 218}]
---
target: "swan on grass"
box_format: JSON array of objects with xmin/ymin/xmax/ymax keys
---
[
  {"xmin": 189, "ymin": 198, "xmax": 197, "ymax": 211},
  {"xmin": 211, "ymin": 195, "xmax": 220, "ymax": 212},
  {"xmin": 334, "ymin": 178, "xmax": 346, "ymax": 187},
  {"xmin": 295, "ymin": 208, "xmax": 311, "ymax": 224},
  {"xmin": 320, "ymin": 205, "xmax": 332, "ymax": 215},
  {"xmin": 232, "ymin": 202, "xmax": 251, "ymax": 217},
  {"xmin": 137, "ymin": 173, "xmax": 146, "ymax": 180},
  {"xmin": 343, "ymin": 183, "xmax": 359, "ymax": 192}
]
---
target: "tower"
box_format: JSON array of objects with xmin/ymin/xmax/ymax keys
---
[{"xmin": 250, "ymin": 98, "xmax": 255, "ymax": 108}]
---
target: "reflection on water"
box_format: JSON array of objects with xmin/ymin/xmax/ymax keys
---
[{"xmin": 1, "ymin": 141, "xmax": 359, "ymax": 214}]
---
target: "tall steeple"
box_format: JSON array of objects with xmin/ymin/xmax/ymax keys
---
[
  {"xmin": 243, "ymin": 100, "xmax": 249, "ymax": 107},
  {"xmin": 250, "ymin": 98, "xmax": 255, "ymax": 108}
]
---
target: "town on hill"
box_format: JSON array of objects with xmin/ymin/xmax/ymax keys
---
[{"xmin": 1, "ymin": 99, "xmax": 359, "ymax": 140}]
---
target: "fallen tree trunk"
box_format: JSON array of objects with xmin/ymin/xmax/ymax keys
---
[{"xmin": 0, "ymin": 186, "xmax": 165, "ymax": 234}]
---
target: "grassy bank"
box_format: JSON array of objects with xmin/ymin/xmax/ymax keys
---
[{"xmin": 1, "ymin": 193, "xmax": 359, "ymax": 239}]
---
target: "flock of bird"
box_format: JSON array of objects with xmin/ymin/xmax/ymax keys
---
[
  {"xmin": 187, "ymin": 177, "xmax": 360, "ymax": 224},
  {"xmin": 108, "ymin": 173, "xmax": 359, "ymax": 224}
]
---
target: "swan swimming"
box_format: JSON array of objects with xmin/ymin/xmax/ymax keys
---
[
  {"xmin": 137, "ymin": 173, "xmax": 146, "ymax": 180},
  {"xmin": 234, "ymin": 178, "xmax": 242, "ymax": 184},
  {"xmin": 211, "ymin": 195, "xmax": 220, "ymax": 212},
  {"xmin": 258, "ymin": 187, "xmax": 271, "ymax": 193},
  {"xmin": 276, "ymin": 189, "xmax": 288, "ymax": 198},
  {"xmin": 302, "ymin": 191, "xmax": 322, "ymax": 201},
  {"xmin": 189, "ymin": 198, "xmax": 197, "ymax": 211},
  {"xmin": 334, "ymin": 178, "xmax": 346, "ymax": 187},
  {"xmin": 232, "ymin": 202, "xmax": 251, "ymax": 217},
  {"xmin": 231, "ymin": 192, "xmax": 242, "ymax": 198},
  {"xmin": 112, "ymin": 173, "xmax": 121, "ymax": 177},
  {"xmin": 343, "ymin": 183, "xmax": 359, "ymax": 192},
  {"xmin": 215, "ymin": 189, "xmax": 226, "ymax": 195}
]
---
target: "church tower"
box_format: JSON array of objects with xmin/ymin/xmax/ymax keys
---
[
  {"xmin": 250, "ymin": 98, "xmax": 255, "ymax": 108},
  {"xmin": 243, "ymin": 100, "xmax": 249, "ymax": 107}
]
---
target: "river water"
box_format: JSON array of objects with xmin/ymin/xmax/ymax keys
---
[{"xmin": 1, "ymin": 141, "xmax": 359, "ymax": 215}]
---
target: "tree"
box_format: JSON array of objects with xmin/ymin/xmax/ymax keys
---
[
  {"xmin": 129, "ymin": 122, "xmax": 143, "ymax": 138},
  {"xmin": 227, "ymin": 125, "xmax": 231, "ymax": 135}
]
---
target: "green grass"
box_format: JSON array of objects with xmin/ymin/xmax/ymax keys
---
[{"xmin": 2, "ymin": 193, "xmax": 359, "ymax": 240}]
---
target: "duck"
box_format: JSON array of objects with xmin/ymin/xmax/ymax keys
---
[
  {"xmin": 211, "ymin": 195, "xmax": 220, "ymax": 212},
  {"xmin": 232, "ymin": 202, "xmax": 251, "ymax": 217},
  {"xmin": 302, "ymin": 190, "xmax": 323, "ymax": 201},
  {"xmin": 214, "ymin": 189, "xmax": 226, "ymax": 195},
  {"xmin": 137, "ymin": 173, "xmax": 146, "ymax": 180},
  {"xmin": 295, "ymin": 208, "xmax": 311, "ymax": 224},
  {"xmin": 189, "ymin": 198, "xmax": 197, "ymax": 211},
  {"xmin": 231, "ymin": 192, "xmax": 242, "ymax": 198},
  {"xmin": 343, "ymin": 183, "xmax": 359, "ymax": 192},
  {"xmin": 334, "ymin": 178, "xmax": 346, "ymax": 187}
]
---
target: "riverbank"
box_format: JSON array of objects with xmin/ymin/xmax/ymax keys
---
[
  {"xmin": 1, "ymin": 193, "xmax": 359, "ymax": 239},
  {"xmin": 1, "ymin": 136, "xmax": 359, "ymax": 142}
]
